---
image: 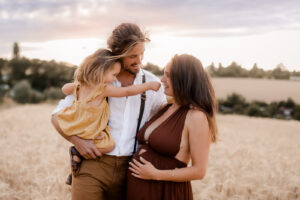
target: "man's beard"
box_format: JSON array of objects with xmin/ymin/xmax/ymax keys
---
[
  {"xmin": 124, "ymin": 67, "xmax": 139, "ymax": 75},
  {"xmin": 123, "ymin": 63, "xmax": 140, "ymax": 75}
]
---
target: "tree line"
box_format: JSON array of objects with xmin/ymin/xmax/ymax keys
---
[
  {"xmin": 142, "ymin": 60, "xmax": 300, "ymax": 80},
  {"xmin": 219, "ymin": 93, "xmax": 300, "ymax": 121},
  {"xmin": 0, "ymin": 43, "xmax": 76, "ymax": 103},
  {"xmin": 206, "ymin": 62, "xmax": 300, "ymax": 79},
  {"xmin": 1, "ymin": 42, "xmax": 300, "ymax": 121}
]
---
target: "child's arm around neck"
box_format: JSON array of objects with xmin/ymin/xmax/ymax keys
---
[{"xmin": 103, "ymin": 81, "xmax": 161, "ymax": 98}]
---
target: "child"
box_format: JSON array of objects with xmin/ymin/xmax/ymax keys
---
[{"xmin": 51, "ymin": 48, "xmax": 160, "ymax": 184}]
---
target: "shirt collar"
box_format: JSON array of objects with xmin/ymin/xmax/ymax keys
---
[{"xmin": 136, "ymin": 68, "xmax": 144, "ymax": 77}]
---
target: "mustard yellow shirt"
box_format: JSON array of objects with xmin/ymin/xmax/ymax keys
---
[{"xmin": 56, "ymin": 83, "xmax": 114, "ymax": 149}]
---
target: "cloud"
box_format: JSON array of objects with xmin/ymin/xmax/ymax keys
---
[{"xmin": 1, "ymin": 0, "xmax": 300, "ymax": 54}]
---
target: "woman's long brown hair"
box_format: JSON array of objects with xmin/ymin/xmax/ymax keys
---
[{"xmin": 170, "ymin": 54, "xmax": 218, "ymax": 142}]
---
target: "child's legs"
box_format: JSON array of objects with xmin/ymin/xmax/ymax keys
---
[
  {"xmin": 70, "ymin": 146, "xmax": 84, "ymax": 164},
  {"xmin": 95, "ymin": 133, "xmax": 115, "ymax": 154},
  {"xmin": 72, "ymin": 155, "xmax": 81, "ymax": 162}
]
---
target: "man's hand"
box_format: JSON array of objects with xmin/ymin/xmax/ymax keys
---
[{"xmin": 69, "ymin": 136, "xmax": 102, "ymax": 159}]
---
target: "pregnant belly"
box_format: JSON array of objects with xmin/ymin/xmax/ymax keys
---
[{"xmin": 134, "ymin": 145, "xmax": 187, "ymax": 170}]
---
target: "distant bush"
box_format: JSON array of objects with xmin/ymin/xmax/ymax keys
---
[
  {"xmin": 245, "ymin": 103, "xmax": 263, "ymax": 117},
  {"xmin": 0, "ymin": 84, "xmax": 10, "ymax": 103},
  {"xmin": 11, "ymin": 80, "xmax": 45, "ymax": 103},
  {"xmin": 11, "ymin": 80, "xmax": 32, "ymax": 103},
  {"xmin": 30, "ymin": 89, "xmax": 46, "ymax": 103},
  {"xmin": 143, "ymin": 63, "xmax": 163, "ymax": 76},
  {"xmin": 268, "ymin": 102, "xmax": 278, "ymax": 117},
  {"xmin": 293, "ymin": 105, "xmax": 300, "ymax": 120},
  {"xmin": 233, "ymin": 104, "xmax": 245, "ymax": 114},
  {"xmin": 44, "ymin": 87, "xmax": 65, "ymax": 100},
  {"xmin": 218, "ymin": 93, "xmax": 300, "ymax": 121},
  {"xmin": 220, "ymin": 93, "xmax": 247, "ymax": 108}
]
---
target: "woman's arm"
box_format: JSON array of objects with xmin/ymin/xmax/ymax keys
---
[
  {"xmin": 62, "ymin": 83, "xmax": 75, "ymax": 95},
  {"xmin": 129, "ymin": 110, "xmax": 211, "ymax": 182},
  {"xmin": 103, "ymin": 81, "xmax": 161, "ymax": 98}
]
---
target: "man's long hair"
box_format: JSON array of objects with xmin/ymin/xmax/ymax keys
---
[{"xmin": 107, "ymin": 23, "xmax": 150, "ymax": 58}]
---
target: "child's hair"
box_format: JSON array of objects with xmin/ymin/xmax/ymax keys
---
[{"xmin": 74, "ymin": 48, "xmax": 119, "ymax": 86}]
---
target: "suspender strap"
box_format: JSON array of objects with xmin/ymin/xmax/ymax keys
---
[{"xmin": 133, "ymin": 72, "xmax": 146, "ymax": 154}]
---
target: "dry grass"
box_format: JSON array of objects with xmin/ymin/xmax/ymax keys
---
[
  {"xmin": 212, "ymin": 78, "xmax": 300, "ymax": 103},
  {"xmin": 1, "ymin": 104, "xmax": 300, "ymax": 200},
  {"xmin": 193, "ymin": 114, "xmax": 300, "ymax": 200},
  {"xmin": 0, "ymin": 105, "xmax": 71, "ymax": 200}
]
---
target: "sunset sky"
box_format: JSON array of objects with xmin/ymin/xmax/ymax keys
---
[{"xmin": 1, "ymin": 0, "xmax": 300, "ymax": 70}]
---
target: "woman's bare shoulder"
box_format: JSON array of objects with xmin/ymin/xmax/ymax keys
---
[
  {"xmin": 186, "ymin": 109, "xmax": 209, "ymax": 132},
  {"xmin": 187, "ymin": 108, "xmax": 207, "ymax": 122}
]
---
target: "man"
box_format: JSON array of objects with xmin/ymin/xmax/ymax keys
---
[{"xmin": 51, "ymin": 23, "xmax": 166, "ymax": 200}]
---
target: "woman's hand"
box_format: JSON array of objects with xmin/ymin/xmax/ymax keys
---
[{"xmin": 129, "ymin": 157, "xmax": 159, "ymax": 180}]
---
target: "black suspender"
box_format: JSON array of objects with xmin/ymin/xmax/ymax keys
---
[{"xmin": 132, "ymin": 72, "xmax": 146, "ymax": 154}]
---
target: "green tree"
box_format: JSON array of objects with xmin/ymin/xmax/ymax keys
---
[
  {"xmin": 245, "ymin": 103, "xmax": 263, "ymax": 117},
  {"xmin": 226, "ymin": 93, "xmax": 247, "ymax": 107},
  {"xmin": 13, "ymin": 42, "xmax": 20, "ymax": 59},
  {"xmin": 291, "ymin": 70, "xmax": 300, "ymax": 77},
  {"xmin": 143, "ymin": 62, "xmax": 163, "ymax": 76},
  {"xmin": 7, "ymin": 57, "xmax": 31, "ymax": 83},
  {"xmin": 271, "ymin": 63, "xmax": 290, "ymax": 79},
  {"xmin": 226, "ymin": 62, "xmax": 248, "ymax": 77},
  {"xmin": 293, "ymin": 105, "xmax": 300, "ymax": 120},
  {"xmin": 249, "ymin": 63, "xmax": 265, "ymax": 78},
  {"xmin": 285, "ymin": 98, "xmax": 295, "ymax": 108},
  {"xmin": 215, "ymin": 62, "xmax": 248, "ymax": 77},
  {"xmin": 206, "ymin": 62, "xmax": 216, "ymax": 76},
  {"xmin": 268, "ymin": 102, "xmax": 279, "ymax": 117}
]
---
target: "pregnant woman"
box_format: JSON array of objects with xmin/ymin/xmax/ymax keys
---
[{"xmin": 127, "ymin": 54, "xmax": 218, "ymax": 200}]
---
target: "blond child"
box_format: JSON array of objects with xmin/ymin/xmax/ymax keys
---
[{"xmin": 52, "ymin": 48, "xmax": 160, "ymax": 184}]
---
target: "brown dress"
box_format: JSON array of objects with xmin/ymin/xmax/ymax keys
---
[{"xmin": 127, "ymin": 104, "xmax": 193, "ymax": 200}]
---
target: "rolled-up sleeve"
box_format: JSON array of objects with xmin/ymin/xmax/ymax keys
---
[{"xmin": 51, "ymin": 95, "xmax": 75, "ymax": 115}]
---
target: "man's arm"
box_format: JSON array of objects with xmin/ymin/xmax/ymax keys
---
[{"xmin": 51, "ymin": 95, "xmax": 101, "ymax": 159}]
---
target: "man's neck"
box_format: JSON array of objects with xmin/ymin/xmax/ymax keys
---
[{"xmin": 117, "ymin": 69, "xmax": 137, "ymax": 87}]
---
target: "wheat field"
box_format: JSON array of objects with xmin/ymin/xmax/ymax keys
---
[
  {"xmin": 212, "ymin": 78, "xmax": 300, "ymax": 103},
  {"xmin": 1, "ymin": 104, "xmax": 300, "ymax": 200}
]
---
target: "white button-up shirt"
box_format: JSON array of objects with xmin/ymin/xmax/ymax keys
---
[{"xmin": 52, "ymin": 69, "xmax": 166, "ymax": 156}]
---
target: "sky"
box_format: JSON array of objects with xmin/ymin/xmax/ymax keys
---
[{"xmin": 1, "ymin": 0, "xmax": 300, "ymax": 71}]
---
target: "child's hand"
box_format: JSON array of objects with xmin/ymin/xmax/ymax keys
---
[
  {"xmin": 148, "ymin": 81, "xmax": 161, "ymax": 91},
  {"xmin": 62, "ymin": 83, "xmax": 75, "ymax": 95}
]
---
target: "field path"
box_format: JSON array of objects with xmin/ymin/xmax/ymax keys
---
[{"xmin": 1, "ymin": 105, "xmax": 300, "ymax": 200}]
